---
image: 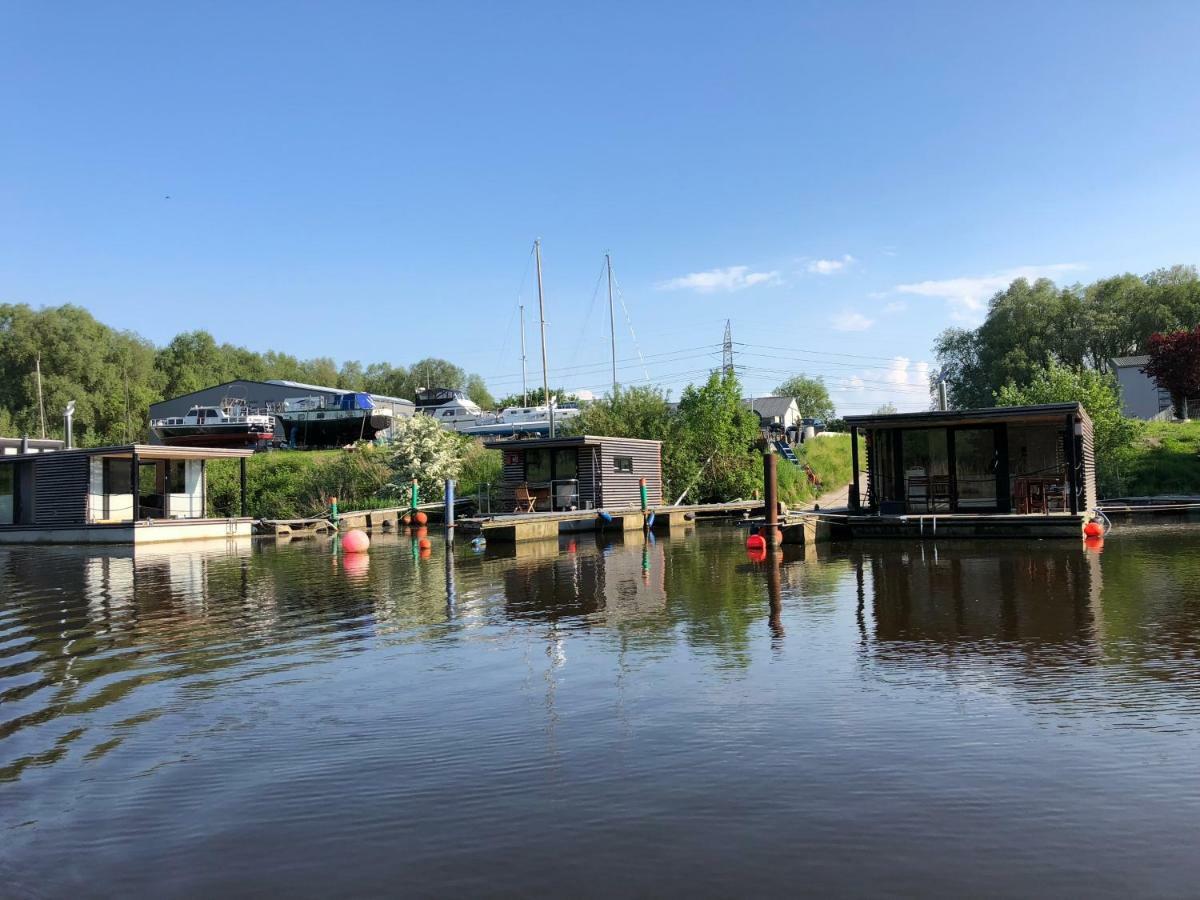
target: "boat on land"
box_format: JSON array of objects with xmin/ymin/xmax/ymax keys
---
[
  {"xmin": 151, "ymin": 398, "xmax": 275, "ymax": 448},
  {"xmin": 416, "ymin": 388, "xmax": 493, "ymax": 430},
  {"xmin": 277, "ymin": 392, "xmax": 393, "ymax": 448}
]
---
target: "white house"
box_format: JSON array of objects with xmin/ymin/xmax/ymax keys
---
[
  {"xmin": 1110, "ymin": 356, "xmax": 1173, "ymax": 420},
  {"xmin": 743, "ymin": 396, "xmax": 801, "ymax": 430}
]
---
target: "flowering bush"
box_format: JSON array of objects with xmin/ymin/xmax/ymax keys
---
[{"xmin": 385, "ymin": 414, "xmax": 465, "ymax": 501}]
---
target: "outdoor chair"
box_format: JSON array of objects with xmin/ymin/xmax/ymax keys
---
[{"xmin": 514, "ymin": 483, "xmax": 537, "ymax": 513}]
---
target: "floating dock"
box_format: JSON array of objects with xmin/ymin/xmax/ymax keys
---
[{"xmin": 457, "ymin": 500, "xmax": 761, "ymax": 543}]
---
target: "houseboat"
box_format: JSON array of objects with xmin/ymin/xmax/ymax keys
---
[
  {"xmin": 277, "ymin": 392, "xmax": 394, "ymax": 448},
  {"xmin": 842, "ymin": 402, "xmax": 1097, "ymax": 538},
  {"xmin": 0, "ymin": 444, "xmax": 253, "ymax": 544},
  {"xmin": 151, "ymin": 398, "xmax": 275, "ymax": 448}
]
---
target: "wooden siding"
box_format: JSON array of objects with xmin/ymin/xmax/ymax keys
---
[
  {"xmin": 32, "ymin": 454, "xmax": 89, "ymax": 526},
  {"xmin": 595, "ymin": 439, "xmax": 663, "ymax": 508},
  {"xmin": 494, "ymin": 438, "xmax": 663, "ymax": 511},
  {"xmin": 1080, "ymin": 415, "xmax": 1097, "ymax": 512}
]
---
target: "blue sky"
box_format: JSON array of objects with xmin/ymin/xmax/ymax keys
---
[{"xmin": 3, "ymin": 2, "xmax": 1200, "ymax": 412}]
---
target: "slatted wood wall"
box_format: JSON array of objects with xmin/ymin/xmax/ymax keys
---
[
  {"xmin": 1079, "ymin": 415, "xmax": 1097, "ymax": 512},
  {"xmin": 32, "ymin": 455, "xmax": 89, "ymax": 526},
  {"xmin": 596, "ymin": 439, "xmax": 662, "ymax": 508}
]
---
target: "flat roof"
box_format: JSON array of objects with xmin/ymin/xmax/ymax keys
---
[
  {"xmin": 482, "ymin": 434, "xmax": 662, "ymax": 451},
  {"xmin": 0, "ymin": 443, "xmax": 255, "ymax": 461},
  {"xmin": 844, "ymin": 402, "xmax": 1089, "ymax": 430},
  {"xmin": 0, "ymin": 437, "xmax": 65, "ymax": 450}
]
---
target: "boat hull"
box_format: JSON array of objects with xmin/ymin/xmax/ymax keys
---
[
  {"xmin": 154, "ymin": 424, "xmax": 275, "ymax": 449},
  {"xmin": 278, "ymin": 412, "xmax": 389, "ymax": 448}
]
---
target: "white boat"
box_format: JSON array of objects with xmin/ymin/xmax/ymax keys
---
[{"xmin": 151, "ymin": 398, "xmax": 275, "ymax": 448}]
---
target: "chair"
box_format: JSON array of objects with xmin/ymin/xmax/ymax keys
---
[
  {"xmin": 514, "ymin": 483, "xmax": 537, "ymax": 513},
  {"xmin": 905, "ymin": 475, "xmax": 931, "ymax": 512}
]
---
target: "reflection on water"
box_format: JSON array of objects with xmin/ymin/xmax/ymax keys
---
[{"xmin": 2, "ymin": 527, "xmax": 1200, "ymax": 895}]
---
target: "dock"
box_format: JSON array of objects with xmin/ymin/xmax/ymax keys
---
[{"xmin": 457, "ymin": 500, "xmax": 761, "ymax": 543}]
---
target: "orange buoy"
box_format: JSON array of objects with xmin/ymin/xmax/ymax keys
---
[
  {"xmin": 414, "ymin": 511, "xmax": 428, "ymax": 526},
  {"xmin": 342, "ymin": 553, "xmax": 370, "ymax": 578},
  {"xmin": 1083, "ymin": 520, "xmax": 1104, "ymax": 538},
  {"xmin": 746, "ymin": 533, "xmax": 766, "ymax": 551},
  {"xmin": 414, "ymin": 526, "xmax": 428, "ymax": 538},
  {"xmin": 418, "ymin": 536, "xmax": 432, "ymax": 550},
  {"xmin": 341, "ymin": 529, "xmax": 370, "ymax": 553},
  {"xmin": 1084, "ymin": 535, "xmax": 1104, "ymax": 552}
]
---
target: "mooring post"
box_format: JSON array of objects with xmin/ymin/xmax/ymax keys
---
[
  {"xmin": 410, "ymin": 479, "xmax": 419, "ymax": 512},
  {"xmin": 445, "ymin": 478, "xmax": 456, "ymax": 530},
  {"xmin": 763, "ymin": 448, "xmax": 779, "ymax": 545},
  {"xmin": 330, "ymin": 495, "xmax": 339, "ymax": 529}
]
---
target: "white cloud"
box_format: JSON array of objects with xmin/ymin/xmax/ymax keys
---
[
  {"xmin": 830, "ymin": 309, "xmax": 874, "ymax": 332},
  {"xmin": 895, "ymin": 263, "xmax": 1084, "ymax": 321},
  {"xmin": 885, "ymin": 356, "xmax": 931, "ymax": 387},
  {"xmin": 840, "ymin": 375, "xmax": 866, "ymax": 392},
  {"xmin": 882, "ymin": 300, "xmax": 908, "ymax": 313},
  {"xmin": 657, "ymin": 265, "xmax": 780, "ymax": 293},
  {"xmin": 807, "ymin": 254, "xmax": 856, "ymax": 275},
  {"xmin": 829, "ymin": 356, "xmax": 934, "ymax": 414}
]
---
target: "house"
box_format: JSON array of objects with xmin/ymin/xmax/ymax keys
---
[
  {"xmin": 842, "ymin": 403, "xmax": 1096, "ymax": 537},
  {"xmin": 1110, "ymin": 356, "xmax": 1173, "ymax": 420},
  {"xmin": 0, "ymin": 444, "xmax": 254, "ymax": 544},
  {"xmin": 148, "ymin": 379, "xmax": 415, "ymax": 444},
  {"xmin": 483, "ymin": 435, "xmax": 663, "ymax": 513},
  {"xmin": 743, "ymin": 396, "xmax": 801, "ymax": 432}
]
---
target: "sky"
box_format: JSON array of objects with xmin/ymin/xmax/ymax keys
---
[{"xmin": 3, "ymin": 1, "xmax": 1200, "ymax": 413}]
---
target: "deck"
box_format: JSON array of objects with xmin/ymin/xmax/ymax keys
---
[{"xmin": 457, "ymin": 500, "xmax": 762, "ymax": 542}]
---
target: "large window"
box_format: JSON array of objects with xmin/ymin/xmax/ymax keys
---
[
  {"xmin": 168, "ymin": 460, "xmax": 187, "ymax": 494},
  {"xmin": 553, "ymin": 449, "xmax": 577, "ymax": 480},
  {"xmin": 613, "ymin": 455, "xmax": 633, "ymax": 474},
  {"xmin": 0, "ymin": 464, "xmax": 13, "ymax": 525},
  {"xmin": 525, "ymin": 448, "xmax": 552, "ymax": 482},
  {"xmin": 902, "ymin": 429, "xmax": 949, "ymax": 511},
  {"xmin": 103, "ymin": 458, "xmax": 131, "ymax": 494}
]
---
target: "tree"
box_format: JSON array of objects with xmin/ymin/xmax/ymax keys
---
[
  {"xmin": 384, "ymin": 413, "xmax": 466, "ymax": 501},
  {"xmin": 675, "ymin": 372, "xmax": 760, "ymax": 503},
  {"xmin": 873, "ymin": 402, "xmax": 898, "ymax": 415},
  {"xmin": 494, "ymin": 386, "xmax": 568, "ymax": 408},
  {"xmin": 996, "ymin": 363, "xmax": 1141, "ymax": 496},
  {"xmin": 774, "ymin": 375, "xmax": 835, "ymax": 420},
  {"xmin": 1143, "ymin": 326, "xmax": 1200, "ymax": 418},
  {"xmin": 463, "ymin": 373, "xmax": 495, "ymax": 409}
]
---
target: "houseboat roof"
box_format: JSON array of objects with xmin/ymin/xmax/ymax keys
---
[
  {"xmin": 1, "ymin": 437, "xmax": 65, "ymax": 453},
  {"xmin": 0, "ymin": 443, "xmax": 255, "ymax": 461},
  {"xmin": 844, "ymin": 402, "xmax": 1090, "ymax": 430},
  {"xmin": 481, "ymin": 434, "xmax": 662, "ymax": 451}
]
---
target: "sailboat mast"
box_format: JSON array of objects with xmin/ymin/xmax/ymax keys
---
[
  {"xmin": 519, "ymin": 303, "xmax": 528, "ymax": 407},
  {"xmin": 534, "ymin": 240, "xmax": 554, "ymax": 438},
  {"xmin": 606, "ymin": 253, "xmax": 617, "ymax": 396}
]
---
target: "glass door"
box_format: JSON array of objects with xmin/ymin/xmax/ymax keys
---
[{"xmin": 953, "ymin": 428, "xmax": 999, "ymax": 511}]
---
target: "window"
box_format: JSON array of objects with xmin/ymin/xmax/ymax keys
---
[
  {"xmin": 103, "ymin": 458, "xmax": 132, "ymax": 495},
  {"xmin": 613, "ymin": 455, "xmax": 633, "ymax": 474},
  {"xmin": 553, "ymin": 449, "xmax": 577, "ymax": 481},
  {"xmin": 168, "ymin": 460, "xmax": 186, "ymax": 494},
  {"xmin": 0, "ymin": 464, "xmax": 13, "ymax": 525},
  {"xmin": 525, "ymin": 448, "xmax": 552, "ymax": 482}
]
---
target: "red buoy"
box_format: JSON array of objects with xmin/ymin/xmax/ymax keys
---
[
  {"xmin": 1083, "ymin": 520, "xmax": 1104, "ymax": 538},
  {"xmin": 341, "ymin": 529, "xmax": 370, "ymax": 553},
  {"xmin": 414, "ymin": 511, "xmax": 428, "ymax": 526},
  {"xmin": 746, "ymin": 533, "xmax": 766, "ymax": 551}
]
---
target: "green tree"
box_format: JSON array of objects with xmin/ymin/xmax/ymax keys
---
[
  {"xmin": 675, "ymin": 371, "xmax": 760, "ymax": 503},
  {"xmin": 996, "ymin": 363, "xmax": 1141, "ymax": 496},
  {"xmin": 774, "ymin": 375, "xmax": 835, "ymax": 420},
  {"xmin": 463, "ymin": 373, "xmax": 495, "ymax": 409},
  {"xmin": 384, "ymin": 413, "xmax": 466, "ymax": 501}
]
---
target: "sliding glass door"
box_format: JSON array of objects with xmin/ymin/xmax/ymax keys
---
[{"xmin": 953, "ymin": 427, "xmax": 999, "ymax": 511}]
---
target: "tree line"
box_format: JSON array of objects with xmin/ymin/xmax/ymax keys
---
[
  {"xmin": 934, "ymin": 264, "xmax": 1200, "ymax": 409},
  {"xmin": 0, "ymin": 303, "xmax": 494, "ymax": 446}
]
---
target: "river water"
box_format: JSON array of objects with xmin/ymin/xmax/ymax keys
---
[{"xmin": 2, "ymin": 526, "xmax": 1199, "ymax": 897}]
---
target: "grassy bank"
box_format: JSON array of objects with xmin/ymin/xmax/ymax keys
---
[
  {"xmin": 1113, "ymin": 420, "xmax": 1200, "ymax": 497},
  {"xmin": 207, "ymin": 441, "xmax": 503, "ymax": 519},
  {"xmin": 776, "ymin": 434, "xmax": 853, "ymax": 506}
]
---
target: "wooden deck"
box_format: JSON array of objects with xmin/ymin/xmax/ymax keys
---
[
  {"xmin": 456, "ymin": 500, "xmax": 762, "ymax": 543},
  {"xmin": 841, "ymin": 511, "xmax": 1087, "ymax": 539}
]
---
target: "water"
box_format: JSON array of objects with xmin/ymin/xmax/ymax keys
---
[{"xmin": 2, "ymin": 526, "xmax": 1200, "ymax": 897}]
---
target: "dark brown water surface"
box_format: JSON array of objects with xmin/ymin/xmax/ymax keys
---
[{"xmin": 2, "ymin": 526, "xmax": 1199, "ymax": 897}]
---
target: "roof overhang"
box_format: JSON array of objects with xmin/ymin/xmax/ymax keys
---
[
  {"xmin": 0, "ymin": 444, "xmax": 256, "ymax": 461},
  {"xmin": 482, "ymin": 434, "xmax": 662, "ymax": 451},
  {"xmin": 844, "ymin": 403, "xmax": 1089, "ymax": 431}
]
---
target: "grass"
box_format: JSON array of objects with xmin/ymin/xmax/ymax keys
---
[
  {"xmin": 1113, "ymin": 420, "xmax": 1200, "ymax": 497},
  {"xmin": 775, "ymin": 434, "xmax": 853, "ymax": 506}
]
